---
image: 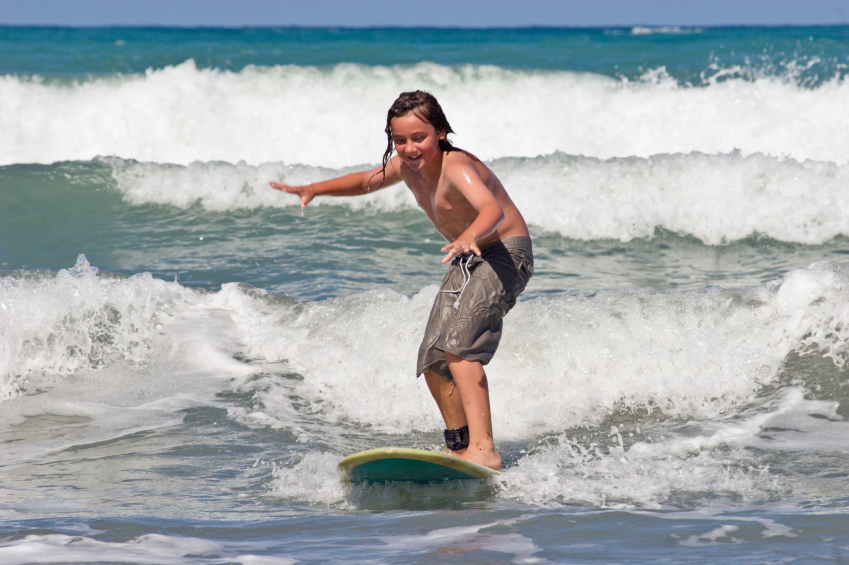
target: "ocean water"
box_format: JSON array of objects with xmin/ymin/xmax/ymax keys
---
[{"xmin": 2, "ymin": 25, "xmax": 849, "ymax": 563}]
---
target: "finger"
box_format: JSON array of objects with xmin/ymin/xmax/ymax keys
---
[
  {"xmin": 441, "ymin": 248, "xmax": 457, "ymax": 264},
  {"xmin": 470, "ymin": 242, "xmax": 481, "ymax": 256},
  {"xmin": 271, "ymin": 182, "xmax": 296, "ymax": 193}
]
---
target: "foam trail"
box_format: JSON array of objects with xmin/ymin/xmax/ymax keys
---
[
  {"xmin": 2, "ymin": 61, "xmax": 848, "ymax": 166},
  {"xmin": 494, "ymin": 387, "xmax": 843, "ymax": 507}
]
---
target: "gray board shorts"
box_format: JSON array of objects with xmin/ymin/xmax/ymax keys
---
[{"xmin": 417, "ymin": 236, "xmax": 534, "ymax": 380}]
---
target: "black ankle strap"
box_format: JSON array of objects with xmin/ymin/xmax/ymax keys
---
[{"xmin": 444, "ymin": 425, "xmax": 470, "ymax": 451}]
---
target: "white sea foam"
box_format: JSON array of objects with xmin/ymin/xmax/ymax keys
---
[
  {"xmin": 4, "ymin": 257, "xmax": 849, "ymax": 506},
  {"xmin": 0, "ymin": 255, "xmax": 187, "ymax": 400},
  {"xmin": 495, "ymin": 387, "xmax": 842, "ymax": 507},
  {"xmin": 503, "ymin": 152, "xmax": 849, "ymax": 245},
  {"xmin": 269, "ymin": 452, "xmax": 347, "ymax": 505},
  {"xmin": 220, "ymin": 261, "xmax": 849, "ymax": 450},
  {"xmin": 630, "ymin": 26, "xmax": 700, "ymax": 35},
  {"xmin": 270, "ymin": 389, "xmax": 836, "ymax": 508},
  {"xmin": 375, "ymin": 517, "xmax": 546, "ymax": 562},
  {"xmin": 495, "ymin": 432, "xmax": 779, "ymax": 508},
  {"xmin": 107, "ymin": 151, "xmax": 849, "ymax": 245},
  {"xmin": 6, "ymin": 258, "xmax": 849, "ymax": 442},
  {"xmin": 0, "ymin": 517, "xmax": 542, "ymax": 563},
  {"xmin": 2, "ymin": 60, "xmax": 847, "ymax": 167},
  {"xmin": 0, "ymin": 533, "xmax": 296, "ymax": 565},
  {"xmin": 223, "ymin": 284, "xmax": 442, "ymax": 438},
  {"xmin": 0, "ymin": 256, "xmax": 260, "ymax": 460}
]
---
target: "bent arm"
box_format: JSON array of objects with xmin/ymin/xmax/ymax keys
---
[
  {"xmin": 269, "ymin": 156, "xmax": 403, "ymax": 209},
  {"xmin": 440, "ymin": 162, "xmax": 505, "ymax": 263}
]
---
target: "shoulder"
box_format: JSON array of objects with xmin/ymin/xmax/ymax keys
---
[
  {"xmin": 441, "ymin": 152, "xmax": 499, "ymax": 204},
  {"xmin": 442, "ymin": 150, "xmax": 481, "ymax": 178},
  {"xmin": 366, "ymin": 155, "xmax": 404, "ymax": 190},
  {"xmin": 442, "ymin": 150, "xmax": 489, "ymax": 185},
  {"xmin": 387, "ymin": 154, "xmax": 404, "ymax": 171},
  {"xmin": 443, "ymin": 149, "xmax": 481, "ymax": 166},
  {"xmin": 385, "ymin": 154, "xmax": 406, "ymax": 178}
]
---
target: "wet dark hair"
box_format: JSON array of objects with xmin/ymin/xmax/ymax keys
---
[{"xmin": 372, "ymin": 90, "xmax": 456, "ymax": 188}]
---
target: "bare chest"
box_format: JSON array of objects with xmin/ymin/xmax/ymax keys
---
[
  {"xmin": 406, "ymin": 176, "xmax": 457, "ymax": 214},
  {"xmin": 407, "ymin": 185, "xmax": 475, "ymax": 242}
]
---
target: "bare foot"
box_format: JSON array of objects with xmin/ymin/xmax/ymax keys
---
[{"xmin": 449, "ymin": 447, "xmax": 501, "ymax": 470}]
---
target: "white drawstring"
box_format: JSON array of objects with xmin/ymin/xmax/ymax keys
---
[{"xmin": 440, "ymin": 253, "xmax": 474, "ymax": 309}]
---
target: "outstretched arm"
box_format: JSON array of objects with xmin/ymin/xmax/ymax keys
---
[{"xmin": 269, "ymin": 157, "xmax": 403, "ymax": 209}]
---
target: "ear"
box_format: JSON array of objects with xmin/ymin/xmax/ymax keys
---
[{"xmin": 438, "ymin": 131, "xmax": 446, "ymax": 140}]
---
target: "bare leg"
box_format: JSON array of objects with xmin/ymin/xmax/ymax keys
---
[
  {"xmin": 424, "ymin": 370, "xmax": 467, "ymax": 431},
  {"xmin": 444, "ymin": 352, "xmax": 501, "ymax": 470}
]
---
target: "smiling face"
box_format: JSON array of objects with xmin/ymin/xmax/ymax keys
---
[{"xmin": 390, "ymin": 112, "xmax": 446, "ymax": 172}]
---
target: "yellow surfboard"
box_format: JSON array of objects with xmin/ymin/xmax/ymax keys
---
[{"xmin": 338, "ymin": 447, "xmax": 499, "ymax": 483}]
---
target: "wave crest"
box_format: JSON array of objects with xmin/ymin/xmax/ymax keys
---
[
  {"xmin": 107, "ymin": 151, "xmax": 849, "ymax": 245},
  {"xmin": 2, "ymin": 60, "xmax": 847, "ymax": 167}
]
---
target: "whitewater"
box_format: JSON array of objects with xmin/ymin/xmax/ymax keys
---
[
  {"xmin": 2, "ymin": 59, "xmax": 849, "ymax": 167},
  {"xmin": 1, "ymin": 25, "xmax": 849, "ymax": 564}
]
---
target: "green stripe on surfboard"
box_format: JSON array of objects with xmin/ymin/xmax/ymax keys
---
[{"xmin": 338, "ymin": 447, "xmax": 498, "ymax": 483}]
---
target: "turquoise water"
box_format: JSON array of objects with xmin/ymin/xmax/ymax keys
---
[
  {"xmin": 3, "ymin": 26, "xmax": 848, "ymax": 84},
  {"xmin": 1, "ymin": 26, "xmax": 849, "ymax": 564}
]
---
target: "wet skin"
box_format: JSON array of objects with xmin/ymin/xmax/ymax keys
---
[{"xmin": 269, "ymin": 111, "xmax": 529, "ymax": 469}]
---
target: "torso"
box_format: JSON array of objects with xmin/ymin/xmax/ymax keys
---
[{"xmin": 398, "ymin": 150, "xmax": 530, "ymax": 246}]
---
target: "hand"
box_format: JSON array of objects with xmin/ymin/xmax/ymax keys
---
[
  {"xmin": 441, "ymin": 236, "xmax": 481, "ymax": 264},
  {"xmin": 269, "ymin": 181, "xmax": 314, "ymax": 209}
]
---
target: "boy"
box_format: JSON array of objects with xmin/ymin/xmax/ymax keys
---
[{"xmin": 271, "ymin": 91, "xmax": 532, "ymax": 469}]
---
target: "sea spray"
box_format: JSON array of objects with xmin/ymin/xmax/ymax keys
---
[{"xmin": 0, "ymin": 255, "xmax": 190, "ymax": 400}]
